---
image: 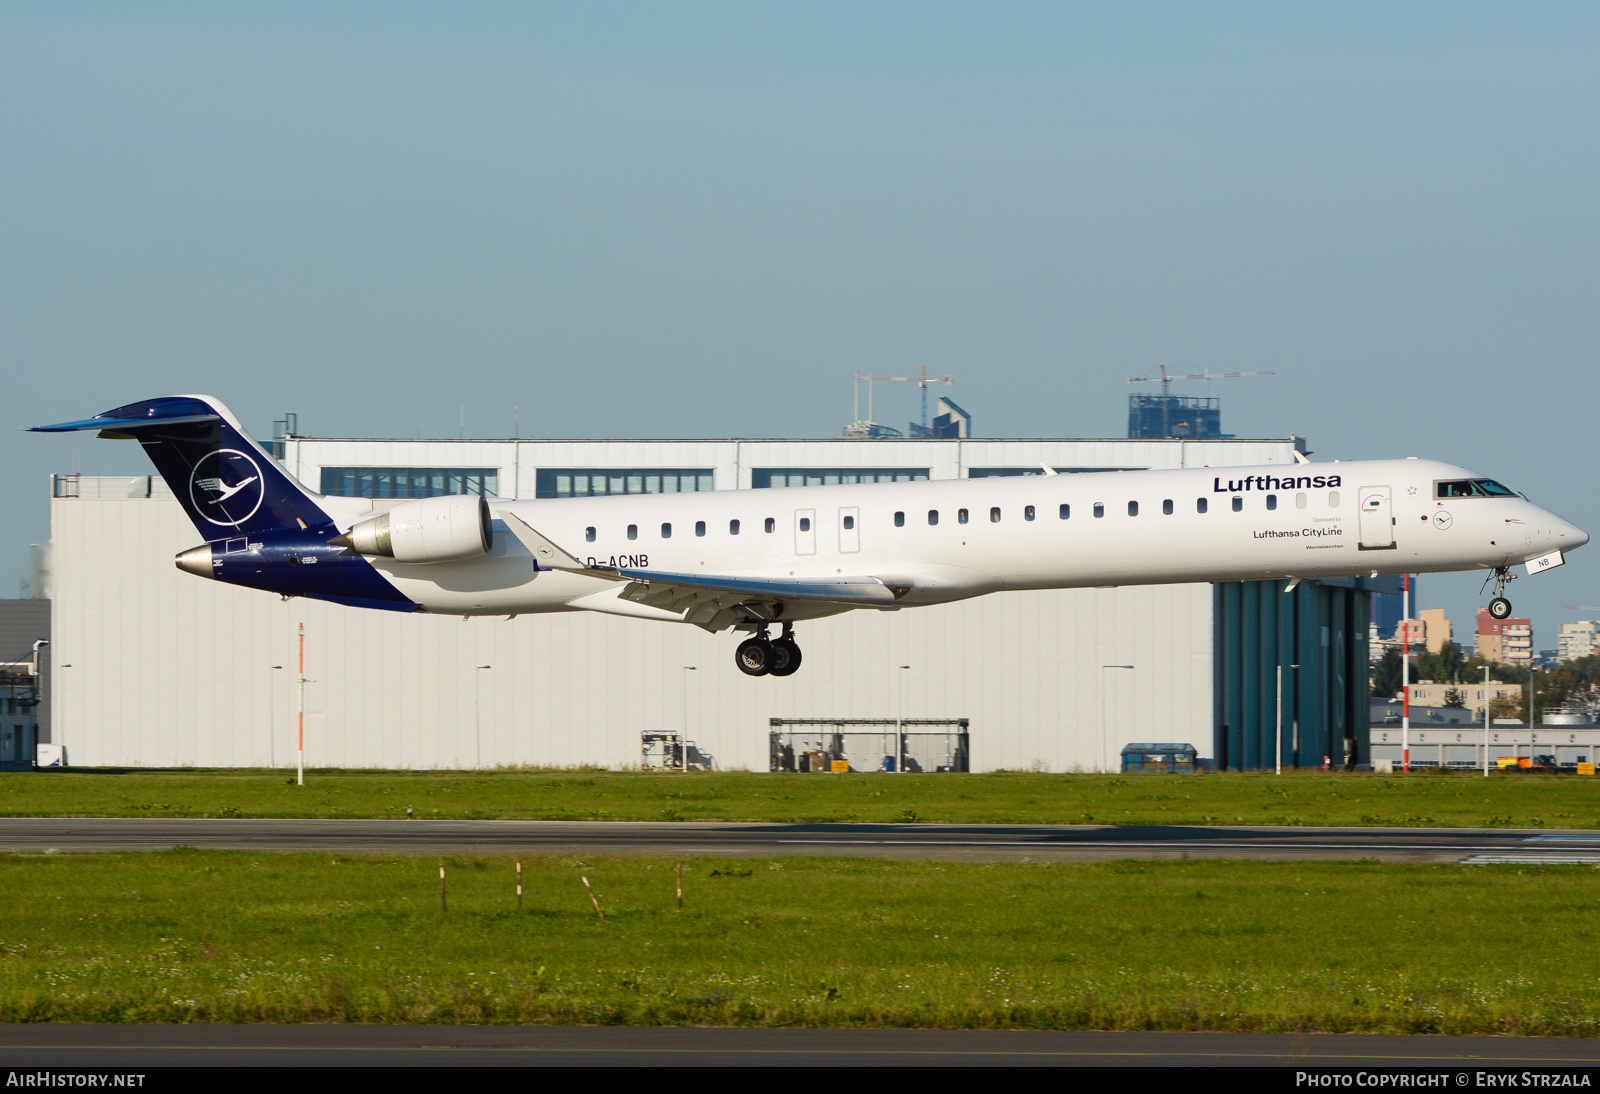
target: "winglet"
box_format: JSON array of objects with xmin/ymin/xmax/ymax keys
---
[{"xmin": 497, "ymin": 512, "xmax": 593, "ymax": 572}]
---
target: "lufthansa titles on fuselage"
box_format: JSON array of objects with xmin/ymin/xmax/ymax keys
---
[{"xmin": 1214, "ymin": 474, "xmax": 1342, "ymax": 493}]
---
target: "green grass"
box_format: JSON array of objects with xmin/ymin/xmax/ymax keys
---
[
  {"xmin": 1, "ymin": 768, "xmax": 1597, "ymax": 828},
  {"xmin": 3, "ymin": 851, "xmax": 1598, "ymax": 1032}
]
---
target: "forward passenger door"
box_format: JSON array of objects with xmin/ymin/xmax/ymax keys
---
[{"xmin": 1358, "ymin": 486, "xmax": 1395, "ymax": 550}]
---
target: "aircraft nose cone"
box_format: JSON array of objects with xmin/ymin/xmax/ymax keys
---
[{"xmin": 1567, "ymin": 522, "xmax": 1591, "ymax": 550}]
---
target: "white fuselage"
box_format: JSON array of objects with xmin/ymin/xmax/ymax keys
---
[{"xmin": 327, "ymin": 458, "xmax": 1587, "ymax": 622}]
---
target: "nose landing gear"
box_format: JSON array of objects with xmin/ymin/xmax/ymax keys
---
[
  {"xmin": 734, "ymin": 623, "xmax": 803, "ymax": 677},
  {"xmin": 1482, "ymin": 566, "xmax": 1516, "ymax": 619}
]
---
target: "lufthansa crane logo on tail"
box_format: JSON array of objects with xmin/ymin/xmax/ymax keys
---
[{"xmin": 189, "ymin": 449, "xmax": 265, "ymax": 527}]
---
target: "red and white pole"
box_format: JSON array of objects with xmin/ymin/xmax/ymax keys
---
[{"xmin": 1401, "ymin": 574, "xmax": 1410, "ymax": 774}]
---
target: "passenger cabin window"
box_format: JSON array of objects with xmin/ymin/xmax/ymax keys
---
[
  {"xmin": 927, "ymin": 510, "xmax": 938, "ymax": 525},
  {"xmin": 1128, "ymin": 501, "xmax": 1139, "ymax": 517},
  {"xmin": 1162, "ymin": 499, "xmax": 1173, "ymax": 515},
  {"xmin": 1059, "ymin": 504, "xmax": 1070, "ymax": 519},
  {"xmin": 1266, "ymin": 494, "xmax": 1277, "ymax": 511},
  {"xmin": 695, "ymin": 521, "xmax": 706, "ymax": 537},
  {"xmin": 1094, "ymin": 503, "xmax": 1105, "ymax": 518},
  {"xmin": 958, "ymin": 508, "xmax": 969, "ymax": 524},
  {"xmin": 1231, "ymin": 497, "xmax": 1243, "ymax": 512},
  {"xmin": 894, "ymin": 511, "xmax": 905, "ymax": 527},
  {"xmin": 585, "ymin": 526, "xmax": 596, "ymax": 542},
  {"xmin": 627, "ymin": 524, "xmax": 638, "ymax": 540},
  {"xmin": 1025, "ymin": 505, "xmax": 1035, "ymax": 521},
  {"xmin": 1295, "ymin": 493, "xmax": 1307, "ymax": 509},
  {"xmin": 661, "ymin": 523, "xmax": 672, "ymax": 538},
  {"xmin": 799, "ymin": 517, "xmax": 811, "ymax": 532},
  {"xmin": 1197, "ymin": 498, "xmax": 1208, "ymax": 514},
  {"xmin": 843, "ymin": 515, "xmax": 855, "ymax": 530},
  {"xmin": 730, "ymin": 519, "xmax": 741, "ymax": 535},
  {"xmin": 1328, "ymin": 491, "xmax": 1341, "ymax": 508},
  {"xmin": 990, "ymin": 507, "xmax": 1001, "ymax": 523},
  {"xmin": 764, "ymin": 517, "xmax": 775, "ymax": 533}
]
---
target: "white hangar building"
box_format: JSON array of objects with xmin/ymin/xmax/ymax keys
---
[{"xmin": 46, "ymin": 430, "xmax": 1376, "ymax": 773}]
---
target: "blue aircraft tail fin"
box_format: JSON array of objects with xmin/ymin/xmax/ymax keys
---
[{"xmin": 33, "ymin": 395, "xmax": 335, "ymax": 540}]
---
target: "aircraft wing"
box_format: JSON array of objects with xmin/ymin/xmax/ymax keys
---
[{"xmin": 497, "ymin": 512, "xmax": 903, "ymax": 630}]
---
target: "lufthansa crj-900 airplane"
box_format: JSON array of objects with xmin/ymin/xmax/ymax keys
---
[{"xmin": 36, "ymin": 396, "xmax": 1589, "ymax": 676}]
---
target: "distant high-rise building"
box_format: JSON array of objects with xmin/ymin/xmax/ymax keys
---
[
  {"xmin": 1477, "ymin": 608, "xmax": 1533, "ymax": 666},
  {"xmin": 1127, "ymin": 394, "xmax": 1224, "ymax": 439},
  {"xmin": 1419, "ymin": 608, "xmax": 1451, "ymax": 654},
  {"xmin": 1557, "ymin": 620, "xmax": 1600, "ymax": 663}
]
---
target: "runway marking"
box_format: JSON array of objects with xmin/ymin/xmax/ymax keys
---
[
  {"xmin": 2, "ymin": 1044, "xmax": 1597, "ymax": 1061},
  {"xmin": 1462, "ymin": 854, "xmax": 1600, "ymax": 865},
  {"xmin": 1524, "ymin": 833, "xmax": 1600, "ymax": 842},
  {"xmin": 776, "ymin": 839, "xmax": 1522, "ymax": 852}
]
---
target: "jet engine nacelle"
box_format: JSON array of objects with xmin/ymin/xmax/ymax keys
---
[{"xmin": 340, "ymin": 495, "xmax": 492, "ymax": 564}]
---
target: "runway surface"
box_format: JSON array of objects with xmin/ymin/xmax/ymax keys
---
[
  {"xmin": 0, "ymin": 816, "xmax": 1595, "ymax": 862},
  {"xmin": 0, "ymin": 1025, "xmax": 1597, "ymax": 1067}
]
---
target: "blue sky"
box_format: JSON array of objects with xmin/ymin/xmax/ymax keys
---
[{"xmin": 4, "ymin": 3, "xmax": 1598, "ymax": 642}]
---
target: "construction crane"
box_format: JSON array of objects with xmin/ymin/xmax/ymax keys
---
[
  {"xmin": 853, "ymin": 365, "xmax": 954, "ymax": 436},
  {"xmin": 1126, "ymin": 365, "xmax": 1276, "ymax": 397}
]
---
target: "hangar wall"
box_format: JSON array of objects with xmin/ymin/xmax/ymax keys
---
[{"xmin": 50, "ymin": 491, "xmax": 1215, "ymax": 772}]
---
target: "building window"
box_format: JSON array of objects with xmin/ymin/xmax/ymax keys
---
[
  {"xmin": 990, "ymin": 507, "xmax": 1001, "ymax": 523},
  {"xmin": 730, "ymin": 519, "xmax": 740, "ymax": 535},
  {"xmin": 1059, "ymin": 504, "xmax": 1070, "ymax": 519},
  {"xmin": 1025, "ymin": 505, "xmax": 1035, "ymax": 521},
  {"xmin": 1197, "ymin": 498, "xmax": 1208, "ymax": 513},
  {"xmin": 322, "ymin": 467, "xmax": 499, "ymax": 498},
  {"xmin": 894, "ymin": 511, "xmax": 905, "ymax": 527},
  {"xmin": 928, "ymin": 510, "xmax": 939, "ymax": 526},
  {"xmin": 959, "ymin": 508, "xmax": 969, "ymax": 524},
  {"xmin": 1094, "ymin": 503, "xmax": 1105, "ymax": 518},
  {"xmin": 534, "ymin": 468, "xmax": 712, "ymax": 498},
  {"xmin": 695, "ymin": 521, "xmax": 706, "ymax": 537},
  {"xmin": 627, "ymin": 524, "xmax": 638, "ymax": 540},
  {"xmin": 1232, "ymin": 496, "xmax": 1243, "ymax": 512},
  {"xmin": 1266, "ymin": 494, "xmax": 1277, "ymax": 511},
  {"xmin": 585, "ymin": 526, "xmax": 596, "ymax": 542},
  {"xmin": 843, "ymin": 515, "xmax": 854, "ymax": 530},
  {"xmin": 1296, "ymin": 492, "xmax": 1307, "ymax": 509},
  {"xmin": 799, "ymin": 517, "xmax": 810, "ymax": 532},
  {"xmin": 969, "ymin": 466, "xmax": 1142, "ymax": 477},
  {"xmin": 764, "ymin": 517, "xmax": 775, "ymax": 533},
  {"xmin": 1128, "ymin": 501, "xmax": 1139, "ymax": 516},
  {"xmin": 753, "ymin": 468, "xmax": 928, "ymax": 488}
]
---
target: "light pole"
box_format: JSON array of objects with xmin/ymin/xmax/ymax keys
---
[
  {"xmin": 1483, "ymin": 664, "xmax": 1491, "ymax": 777},
  {"xmin": 1101, "ymin": 665, "xmax": 1135, "ymax": 774},
  {"xmin": 1275, "ymin": 663, "xmax": 1299, "ymax": 775},
  {"xmin": 474, "ymin": 665, "xmax": 492, "ymax": 770},
  {"xmin": 1401, "ymin": 574, "xmax": 1411, "ymax": 774},
  {"xmin": 296, "ymin": 624, "xmax": 307, "ymax": 787},
  {"xmin": 897, "ymin": 665, "xmax": 910, "ymax": 773},
  {"xmin": 681, "ymin": 666, "xmax": 696, "ymax": 772},
  {"xmin": 1528, "ymin": 665, "xmax": 1538, "ymax": 769},
  {"xmin": 269, "ymin": 665, "xmax": 283, "ymax": 769}
]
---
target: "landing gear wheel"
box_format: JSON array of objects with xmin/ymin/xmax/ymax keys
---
[
  {"xmin": 768, "ymin": 637, "xmax": 802, "ymax": 677},
  {"xmin": 735, "ymin": 637, "xmax": 773, "ymax": 676},
  {"xmin": 1489, "ymin": 597, "xmax": 1513, "ymax": 620}
]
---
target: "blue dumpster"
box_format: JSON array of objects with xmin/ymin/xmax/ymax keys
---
[{"xmin": 1120, "ymin": 743, "xmax": 1199, "ymax": 773}]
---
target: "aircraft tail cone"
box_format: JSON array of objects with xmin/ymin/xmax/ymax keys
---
[{"xmin": 175, "ymin": 544, "xmax": 215, "ymax": 580}]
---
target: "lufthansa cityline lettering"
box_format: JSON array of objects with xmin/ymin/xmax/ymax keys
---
[
  {"xmin": 1215, "ymin": 474, "xmax": 1342, "ymax": 492},
  {"xmin": 1254, "ymin": 528, "xmax": 1345, "ymax": 540}
]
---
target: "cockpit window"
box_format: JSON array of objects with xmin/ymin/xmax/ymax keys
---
[{"xmin": 1437, "ymin": 479, "xmax": 1518, "ymax": 499}]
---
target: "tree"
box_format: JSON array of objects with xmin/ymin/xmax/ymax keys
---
[
  {"xmin": 1442, "ymin": 686, "xmax": 1466, "ymax": 708},
  {"xmin": 1416, "ymin": 640, "xmax": 1466, "ymax": 684},
  {"xmin": 1372, "ymin": 647, "xmax": 1402, "ymax": 698},
  {"xmin": 1489, "ymin": 694, "xmax": 1523, "ymax": 722}
]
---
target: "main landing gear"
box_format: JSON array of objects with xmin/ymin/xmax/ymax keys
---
[
  {"xmin": 735, "ymin": 623, "xmax": 802, "ymax": 678},
  {"xmin": 1483, "ymin": 565, "xmax": 1515, "ymax": 620}
]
